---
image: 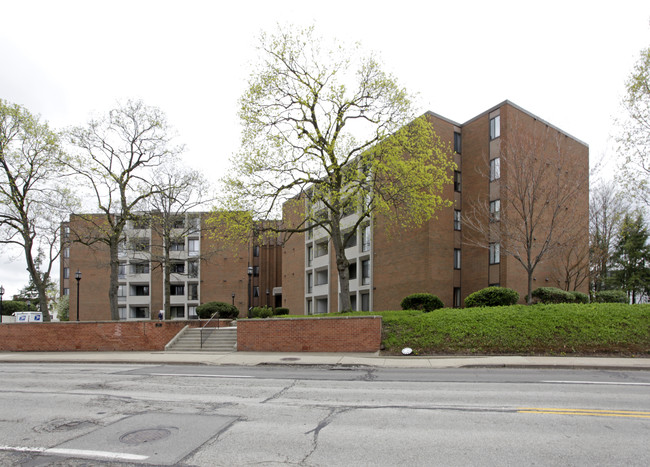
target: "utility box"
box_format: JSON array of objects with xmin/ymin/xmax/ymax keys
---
[{"xmin": 13, "ymin": 312, "xmax": 43, "ymax": 323}]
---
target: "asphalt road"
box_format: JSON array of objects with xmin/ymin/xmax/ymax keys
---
[{"xmin": 0, "ymin": 363, "xmax": 648, "ymax": 466}]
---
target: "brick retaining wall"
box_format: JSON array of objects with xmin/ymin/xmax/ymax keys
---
[
  {"xmin": 237, "ymin": 316, "xmax": 382, "ymax": 352},
  {"xmin": 0, "ymin": 320, "xmax": 227, "ymax": 352}
]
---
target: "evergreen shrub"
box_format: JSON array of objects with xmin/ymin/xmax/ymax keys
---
[
  {"xmin": 594, "ymin": 290, "xmax": 628, "ymax": 303},
  {"xmin": 400, "ymin": 293, "xmax": 444, "ymax": 312},
  {"xmin": 464, "ymin": 287, "xmax": 519, "ymax": 307},
  {"xmin": 532, "ymin": 287, "xmax": 575, "ymax": 304},
  {"xmin": 196, "ymin": 301, "xmax": 239, "ymax": 319}
]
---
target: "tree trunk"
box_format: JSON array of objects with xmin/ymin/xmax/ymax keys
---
[
  {"xmin": 23, "ymin": 236, "xmax": 51, "ymax": 321},
  {"xmin": 108, "ymin": 237, "xmax": 120, "ymax": 320},
  {"xmin": 330, "ymin": 219, "xmax": 351, "ymax": 312},
  {"xmin": 163, "ymin": 242, "xmax": 171, "ymax": 320},
  {"xmin": 527, "ymin": 270, "xmax": 533, "ymax": 305}
]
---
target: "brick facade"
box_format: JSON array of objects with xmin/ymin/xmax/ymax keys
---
[{"xmin": 236, "ymin": 316, "xmax": 382, "ymax": 352}]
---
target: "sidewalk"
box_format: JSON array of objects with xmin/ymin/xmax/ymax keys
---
[{"xmin": 0, "ymin": 351, "xmax": 649, "ymax": 370}]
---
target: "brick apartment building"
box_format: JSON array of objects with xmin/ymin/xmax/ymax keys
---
[
  {"xmin": 281, "ymin": 101, "xmax": 589, "ymax": 314},
  {"xmin": 62, "ymin": 101, "xmax": 588, "ymax": 319},
  {"xmin": 61, "ymin": 213, "xmax": 282, "ymax": 321}
]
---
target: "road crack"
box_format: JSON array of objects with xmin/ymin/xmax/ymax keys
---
[{"xmin": 261, "ymin": 380, "xmax": 298, "ymax": 404}]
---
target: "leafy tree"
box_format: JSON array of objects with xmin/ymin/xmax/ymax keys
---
[
  {"xmin": 0, "ymin": 99, "xmax": 76, "ymax": 321},
  {"xmin": 66, "ymin": 100, "xmax": 182, "ymax": 320},
  {"xmin": 55, "ymin": 294, "xmax": 69, "ymax": 321},
  {"xmin": 610, "ymin": 212, "xmax": 650, "ymax": 303},
  {"xmin": 617, "ymin": 46, "xmax": 650, "ymax": 205},
  {"xmin": 218, "ymin": 26, "xmax": 454, "ymax": 312}
]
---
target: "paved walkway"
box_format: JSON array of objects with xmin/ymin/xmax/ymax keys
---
[{"xmin": 0, "ymin": 351, "xmax": 649, "ymax": 370}]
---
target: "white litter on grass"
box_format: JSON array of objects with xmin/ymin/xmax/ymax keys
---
[{"xmin": 401, "ymin": 347, "xmax": 413, "ymax": 355}]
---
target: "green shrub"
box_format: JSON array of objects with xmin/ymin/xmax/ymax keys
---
[
  {"xmin": 1, "ymin": 300, "xmax": 29, "ymax": 316},
  {"xmin": 571, "ymin": 291, "xmax": 589, "ymax": 304},
  {"xmin": 251, "ymin": 306, "xmax": 274, "ymax": 318},
  {"xmin": 400, "ymin": 293, "xmax": 444, "ymax": 312},
  {"xmin": 531, "ymin": 287, "xmax": 574, "ymax": 304},
  {"xmin": 464, "ymin": 287, "xmax": 519, "ymax": 307},
  {"xmin": 196, "ymin": 301, "xmax": 239, "ymax": 320},
  {"xmin": 274, "ymin": 307, "xmax": 290, "ymax": 315},
  {"xmin": 594, "ymin": 290, "xmax": 627, "ymax": 303}
]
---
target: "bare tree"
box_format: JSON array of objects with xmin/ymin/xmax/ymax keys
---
[
  {"xmin": 464, "ymin": 118, "xmax": 587, "ymax": 304},
  {"xmin": 142, "ymin": 163, "xmax": 214, "ymax": 319},
  {"xmin": 0, "ymin": 99, "xmax": 77, "ymax": 320},
  {"xmin": 589, "ymin": 181, "xmax": 627, "ymax": 293},
  {"xmin": 551, "ymin": 243, "xmax": 590, "ymax": 292},
  {"xmin": 66, "ymin": 100, "xmax": 182, "ymax": 320},
  {"xmin": 218, "ymin": 26, "xmax": 455, "ymax": 312}
]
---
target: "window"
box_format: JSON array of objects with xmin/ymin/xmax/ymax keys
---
[
  {"xmin": 188, "ymin": 216, "xmax": 200, "ymax": 233},
  {"xmin": 454, "ymin": 249, "xmax": 461, "ymax": 269},
  {"xmin": 361, "ymin": 224, "xmax": 371, "ymax": 252},
  {"xmin": 118, "ymin": 262, "xmax": 126, "ymax": 278},
  {"xmin": 307, "ymin": 245, "xmax": 313, "ymax": 266},
  {"xmin": 253, "ymin": 286, "xmax": 260, "ymax": 297},
  {"xmin": 170, "ymin": 306, "xmax": 185, "ymax": 319},
  {"xmin": 361, "ymin": 293, "xmax": 370, "ymax": 311},
  {"xmin": 171, "ymin": 216, "xmax": 185, "ymax": 229},
  {"xmin": 170, "ymin": 262, "xmax": 185, "ymax": 274},
  {"xmin": 170, "ymin": 240, "xmax": 184, "ymax": 251},
  {"xmin": 63, "ymin": 247, "xmax": 69, "ymax": 258},
  {"xmin": 490, "ymin": 115, "xmax": 500, "ymax": 140},
  {"xmin": 131, "ymin": 262, "xmax": 149, "ymax": 274},
  {"xmin": 63, "ymin": 267, "xmax": 69, "ymax": 279},
  {"xmin": 188, "ymin": 306, "xmax": 197, "ymax": 319},
  {"xmin": 454, "ymin": 210, "xmax": 461, "ymax": 231},
  {"xmin": 63, "ymin": 288, "xmax": 69, "ymax": 296},
  {"xmin": 253, "ymin": 245, "xmax": 260, "ymax": 257},
  {"xmin": 188, "ymin": 261, "xmax": 199, "ymax": 278},
  {"xmin": 361, "ymin": 259, "xmax": 370, "ymax": 285},
  {"xmin": 454, "ymin": 171, "xmax": 462, "ymax": 192},
  {"xmin": 188, "ymin": 283, "xmax": 198, "ymax": 300},
  {"xmin": 117, "ymin": 285, "xmax": 126, "ymax": 298},
  {"xmin": 118, "ymin": 306, "xmax": 126, "ymax": 320},
  {"xmin": 348, "ymin": 262, "xmax": 357, "ymax": 280},
  {"xmin": 453, "ymin": 287, "xmax": 462, "ymax": 308},
  {"xmin": 131, "ymin": 284, "xmax": 149, "ymax": 296},
  {"xmin": 63, "ymin": 225, "xmax": 70, "ymax": 238},
  {"xmin": 344, "ymin": 230, "xmax": 357, "ymax": 248},
  {"xmin": 489, "ymin": 243, "xmax": 501, "ymax": 264},
  {"xmin": 316, "ymin": 269, "xmax": 328, "ymax": 286},
  {"xmin": 132, "ymin": 238, "xmax": 150, "ymax": 252},
  {"xmin": 307, "ymin": 273, "xmax": 313, "ymax": 293},
  {"xmin": 170, "ymin": 284, "xmax": 185, "ymax": 296},
  {"xmin": 454, "ymin": 132, "xmax": 462, "ymax": 154},
  {"xmin": 315, "ymin": 241, "xmax": 328, "ymax": 257},
  {"xmin": 132, "ymin": 217, "xmax": 149, "ymax": 229},
  {"xmin": 490, "ymin": 200, "xmax": 501, "ymax": 222},
  {"xmin": 489, "ymin": 158, "xmax": 501, "ymax": 181},
  {"xmin": 130, "ymin": 306, "xmax": 149, "ymax": 319},
  {"xmin": 188, "ymin": 239, "xmax": 199, "ymax": 255},
  {"xmin": 306, "ymin": 299, "xmax": 313, "ymax": 315},
  {"xmin": 350, "ymin": 294, "xmax": 357, "ymax": 311}
]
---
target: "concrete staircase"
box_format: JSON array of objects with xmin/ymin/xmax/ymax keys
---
[{"xmin": 166, "ymin": 327, "xmax": 237, "ymax": 352}]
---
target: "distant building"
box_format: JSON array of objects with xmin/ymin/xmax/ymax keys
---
[{"xmin": 61, "ymin": 213, "xmax": 282, "ymax": 321}]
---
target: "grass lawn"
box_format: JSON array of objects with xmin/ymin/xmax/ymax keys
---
[{"xmin": 331, "ymin": 303, "xmax": 650, "ymax": 356}]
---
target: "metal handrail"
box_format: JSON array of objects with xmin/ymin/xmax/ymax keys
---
[{"xmin": 200, "ymin": 311, "xmax": 220, "ymax": 349}]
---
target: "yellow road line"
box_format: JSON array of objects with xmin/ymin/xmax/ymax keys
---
[{"xmin": 517, "ymin": 407, "xmax": 650, "ymax": 419}]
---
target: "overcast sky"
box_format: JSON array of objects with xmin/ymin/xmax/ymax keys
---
[{"xmin": 1, "ymin": 0, "xmax": 649, "ymax": 298}]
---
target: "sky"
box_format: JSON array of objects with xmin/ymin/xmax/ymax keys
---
[{"xmin": 1, "ymin": 0, "xmax": 649, "ymax": 299}]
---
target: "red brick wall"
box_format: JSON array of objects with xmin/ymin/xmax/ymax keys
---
[
  {"xmin": 0, "ymin": 321, "xmax": 207, "ymax": 352},
  {"xmin": 237, "ymin": 316, "xmax": 381, "ymax": 352}
]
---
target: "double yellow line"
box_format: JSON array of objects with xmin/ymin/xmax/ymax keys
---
[{"xmin": 518, "ymin": 408, "xmax": 650, "ymax": 419}]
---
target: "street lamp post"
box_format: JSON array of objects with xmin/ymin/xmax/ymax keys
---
[
  {"xmin": 75, "ymin": 270, "xmax": 82, "ymax": 321},
  {"xmin": 247, "ymin": 266, "xmax": 253, "ymax": 318},
  {"xmin": 0, "ymin": 285, "xmax": 4, "ymax": 318}
]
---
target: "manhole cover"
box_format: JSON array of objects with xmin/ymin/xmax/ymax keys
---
[
  {"xmin": 120, "ymin": 428, "xmax": 173, "ymax": 445},
  {"xmin": 280, "ymin": 357, "xmax": 300, "ymax": 361}
]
